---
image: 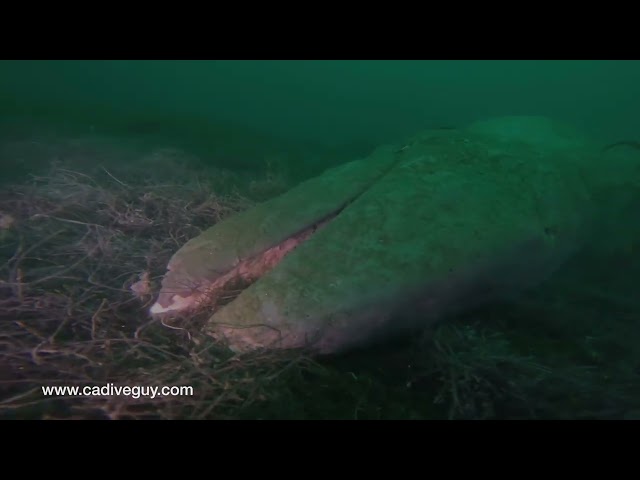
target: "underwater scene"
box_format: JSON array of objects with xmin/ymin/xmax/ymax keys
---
[{"xmin": 1, "ymin": 60, "xmax": 639, "ymax": 420}]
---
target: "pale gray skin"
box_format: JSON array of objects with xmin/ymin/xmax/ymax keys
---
[{"xmin": 151, "ymin": 116, "xmax": 639, "ymax": 354}]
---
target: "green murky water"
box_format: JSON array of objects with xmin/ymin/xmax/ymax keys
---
[{"xmin": 1, "ymin": 60, "xmax": 639, "ymax": 419}]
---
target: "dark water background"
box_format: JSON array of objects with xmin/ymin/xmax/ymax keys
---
[{"xmin": 2, "ymin": 60, "xmax": 640, "ymax": 180}]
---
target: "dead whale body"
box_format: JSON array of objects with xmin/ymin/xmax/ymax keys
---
[{"xmin": 150, "ymin": 116, "xmax": 640, "ymax": 354}]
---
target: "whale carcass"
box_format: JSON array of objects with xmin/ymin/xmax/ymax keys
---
[{"xmin": 150, "ymin": 116, "xmax": 639, "ymax": 354}]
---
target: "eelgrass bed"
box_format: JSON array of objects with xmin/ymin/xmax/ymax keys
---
[{"xmin": 1, "ymin": 142, "xmax": 639, "ymax": 420}]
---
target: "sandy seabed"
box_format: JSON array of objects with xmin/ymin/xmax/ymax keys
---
[{"xmin": 1, "ymin": 137, "xmax": 639, "ymax": 420}]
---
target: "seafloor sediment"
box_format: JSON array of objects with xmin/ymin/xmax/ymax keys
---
[{"xmin": 1, "ymin": 134, "xmax": 639, "ymax": 420}]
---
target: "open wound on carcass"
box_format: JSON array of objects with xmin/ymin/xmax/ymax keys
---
[{"xmin": 149, "ymin": 213, "xmax": 336, "ymax": 317}]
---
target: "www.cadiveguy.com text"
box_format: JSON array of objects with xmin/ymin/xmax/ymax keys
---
[{"xmin": 41, "ymin": 384, "xmax": 194, "ymax": 400}]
